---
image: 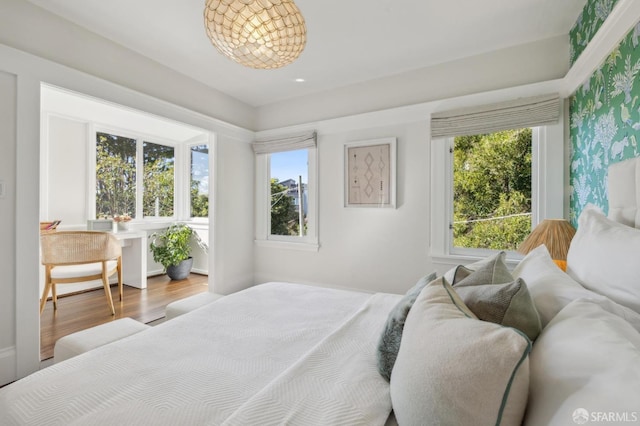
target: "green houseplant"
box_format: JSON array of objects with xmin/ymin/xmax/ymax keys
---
[{"xmin": 149, "ymin": 223, "xmax": 195, "ymax": 280}]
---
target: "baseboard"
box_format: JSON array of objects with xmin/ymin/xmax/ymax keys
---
[
  {"xmin": 191, "ymin": 267, "xmax": 208, "ymax": 275},
  {"xmin": 0, "ymin": 346, "xmax": 17, "ymax": 386}
]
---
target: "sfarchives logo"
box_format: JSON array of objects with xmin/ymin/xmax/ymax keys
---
[{"xmin": 574, "ymin": 408, "xmax": 590, "ymax": 425}]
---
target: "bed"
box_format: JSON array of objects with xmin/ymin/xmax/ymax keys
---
[{"xmin": 2, "ymin": 158, "xmax": 640, "ymax": 425}]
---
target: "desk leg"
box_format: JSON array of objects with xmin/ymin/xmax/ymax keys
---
[{"xmin": 121, "ymin": 234, "xmax": 147, "ymax": 289}]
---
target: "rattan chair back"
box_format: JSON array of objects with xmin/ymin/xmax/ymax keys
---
[
  {"xmin": 39, "ymin": 231, "xmax": 123, "ymax": 316},
  {"xmin": 41, "ymin": 231, "xmax": 121, "ymax": 265}
]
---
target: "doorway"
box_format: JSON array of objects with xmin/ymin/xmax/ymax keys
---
[{"xmin": 39, "ymin": 85, "xmax": 213, "ymax": 361}]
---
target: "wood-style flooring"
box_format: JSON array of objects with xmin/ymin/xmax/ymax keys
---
[{"xmin": 40, "ymin": 273, "xmax": 208, "ymax": 360}]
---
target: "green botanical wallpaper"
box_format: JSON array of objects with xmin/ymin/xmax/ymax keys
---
[
  {"xmin": 570, "ymin": 19, "xmax": 640, "ymax": 226},
  {"xmin": 569, "ymin": 0, "xmax": 620, "ymax": 66}
]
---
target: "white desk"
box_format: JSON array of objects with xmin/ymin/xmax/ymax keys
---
[{"xmin": 112, "ymin": 230, "xmax": 148, "ymax": 289}]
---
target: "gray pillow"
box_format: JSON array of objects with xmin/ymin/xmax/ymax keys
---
[
  {"xmin": 452, "ymin": 252, "xmax": 542, "ymax": 341},
  {"xmin": 376, "ymin": 272, "xmax": 437, "ymax": 381},
  {"xmin": 451, "ymin": 251, "xmax": 513, "ymax": 286}
]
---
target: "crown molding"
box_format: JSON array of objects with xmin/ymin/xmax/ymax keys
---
[{"xmin": 562, "ymin": 0, "xmax": 640, "ymax": 97}]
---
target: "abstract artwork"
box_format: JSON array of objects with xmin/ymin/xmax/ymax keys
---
[{"xmin": 344, "ymin": 138, "xmax": 396, "ymax": 208}]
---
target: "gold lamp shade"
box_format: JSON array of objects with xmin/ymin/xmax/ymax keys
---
[
  {"xmin": 518, "ymin": 219, "xmax": 576, "ymax": 271},
  {"xmin": 204, "ymin": 0, "xmax": 307, "ymax": 69}
]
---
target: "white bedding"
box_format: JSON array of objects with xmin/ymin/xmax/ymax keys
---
[
  {"xmin": 525, "ymin": 298, "xmax": 640, "ymax": 426},
  {"xmin": 0, "ymin": 282, "xmax": 401, "ymax": 426}
]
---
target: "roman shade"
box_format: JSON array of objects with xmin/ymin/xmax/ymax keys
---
[
  {"xmin": 252, "ymin": 131, "xmax": 317, "ymax": 155},
  {"xmin": 431, "ymin": 94, "xmax": 560, "ymax": 138}
]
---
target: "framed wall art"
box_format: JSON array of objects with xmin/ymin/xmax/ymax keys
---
[{"xmin": 344, "ymin": 137, "xmax": 396, "ymax": 208}]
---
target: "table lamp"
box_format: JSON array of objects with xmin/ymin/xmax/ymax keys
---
[{"xmin": 518, "ymin": 219, "xmax": 576, "ymax": 271}]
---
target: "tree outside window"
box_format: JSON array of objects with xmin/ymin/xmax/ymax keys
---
[
  {"xmin": 96, "ymin": 132, "xmax": 176, "ymax": 219},
  {"xmin": 452, "ymin": 128, "xmax": 532, "ymax": 251},
  {"xmin": 270, "ymin": 149, "xmax": 308, "ymax": 237},
  {"xmin": 143, "ymin": 142, "xmax": 174, "ymax": 217},
  {"xmin": 96, "ymin": 132, "xmax": 136, "ymax": 218},
  {"xmin": 190, "ymin": 145, "xmax": 209, "ymax": 218}
]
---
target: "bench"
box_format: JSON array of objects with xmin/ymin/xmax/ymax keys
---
[
  {"xmin": 54, "ymin": 317, "xmax": 150, "ymax": 364},
  {"xmin": 165, "ymin": 292, "xmax": 224, "ymax": 320}
]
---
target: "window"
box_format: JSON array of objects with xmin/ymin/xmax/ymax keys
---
[
  {"xmin": 430, "ymin": 94, "xmax": 564, "ymax": 261},
  {"xmin": 270, "ymin": 149, "xmax": 308, "ymax": 236},
  {"xmin": 95, "ymin": 132, "xmax": 137, "ymax": 218},
  {"xmin": 190, "ymin": 144, "xmax": 209, "ymax": 218},
  {"xmin": 95, "ymin": 131, "xmax": 176, "ymax": 219},
  {"xmin": 254, "ymin": 131, "xmax": 318, "ymax": 250},
  {"xmin": 143, "ymin": 142, "xmax": 175, "ymax": 217},
  {"xmin": 452, "ymin": 128, "xmax": 532, "ymax": 251}
]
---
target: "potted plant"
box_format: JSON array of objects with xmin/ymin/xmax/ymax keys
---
[{"xmin": 149, "ymin": 223, "xmax": 195, "ymax": 280}]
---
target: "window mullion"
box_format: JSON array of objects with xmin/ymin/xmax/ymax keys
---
[{"xmin": 135, "ymin": 138, "xmax": 144, "ymax": 219}]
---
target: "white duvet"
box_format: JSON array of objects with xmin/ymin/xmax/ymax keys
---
[{"xmin": 0, "ymin": 282, "xmax": 401, "ymax": 426}]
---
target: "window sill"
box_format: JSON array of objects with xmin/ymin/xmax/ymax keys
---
[
  {"xmin": 430, "ymin": 252, "xmax": 523, "ymax": 268},
  {"xmin": 255, "ymin": 239, "xmax": 320, "ymax": 252}
]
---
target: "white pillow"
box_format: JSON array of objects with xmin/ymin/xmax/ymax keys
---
[
  {"xmin": 514, "ymin": 245, "xmax": 640, "ymax": 331},
  {"xmin": 390, "ymin": 277, "xmax": 530, "ymax": 426},
  {"xmin": 566, "ymin": 204, "xmax": 640, "ymax": 313},
  {"xmin": 524, "ymin": 299, "xmax": 640, "ymax": 426},
  {"xmin": 513, "ymin": 245, "xmax": 589, "ymax": 327}
]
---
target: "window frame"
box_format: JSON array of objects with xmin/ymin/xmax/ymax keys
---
[
  {"xmin": 185, "ymin": 140, "xmax": 211, "ymax": 222},
  {"xmin": 430, "ymin": 120, "xmax": 564, "ymax": 264},
  {"xmin": 255, "ymin": 146, "xmax": 319, "ymax": 251},
  {"xmin": 89, "ymin": 125, "xmax": 181, "ymax": 223}
]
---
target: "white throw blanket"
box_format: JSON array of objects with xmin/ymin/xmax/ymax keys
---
[{"xmin": 0, "ymin": 282, "xmax": 400, "ymax": 426}]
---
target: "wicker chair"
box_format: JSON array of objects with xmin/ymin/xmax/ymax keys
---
[{"xmin": 40, "ymin": 231, "xmax": 123, "ymax": 315}]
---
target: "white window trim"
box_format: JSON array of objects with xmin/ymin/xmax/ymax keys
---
[
  {"xmin": 430, "ymin": 115, "xmax": 564, "ymax": 265},
  {"xmin": 255, "ymin": 147, "xmax": 319, "ymax": 251}
]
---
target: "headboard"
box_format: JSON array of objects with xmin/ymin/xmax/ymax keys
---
[{"xmin": 608, "ymin": 157, "xmax": 640, "ymax": 229}]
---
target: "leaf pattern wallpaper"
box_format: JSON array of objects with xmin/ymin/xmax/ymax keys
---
[
  {"xmin": 570, "ymin": 0, "xmax": 620, "ymax": 66},
  {"xmin": 569, "ymin": 0, "xmax": 640, "ymax": 226}
]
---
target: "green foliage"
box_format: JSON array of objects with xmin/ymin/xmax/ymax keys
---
[
  {"xmin": 143, "ymin": 142, "xmax": 175, "ymax": 217},
  {"xmin": 190, "ymin": 179, "xmax": 208, "ymax": 218},
  {"xmin": 270, "ymin": 179, "xmax": 300, "ymax": 236},
  {"xmin": 453, "ymin": 129, "xmax": 532, "ymax": 251},
  {"xmin": 149, "ymin": 223, "xmax": 193, "ymax": 269},
  {"xmin": 95, "ymin": 133, "xmax": 136, "ymax": 217},
  {"xmin": 96, "ymin": 134, "xmax": 176, "ymax": 218}
]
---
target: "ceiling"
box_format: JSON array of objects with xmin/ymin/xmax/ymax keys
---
[{"xmin": 26, "ymin": 0, "xmax": 587, "ymax": 108}]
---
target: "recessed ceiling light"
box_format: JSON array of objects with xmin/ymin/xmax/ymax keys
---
[{"xmin": 295, "ymin": 78, "xmax": 305, "ymax": 83}]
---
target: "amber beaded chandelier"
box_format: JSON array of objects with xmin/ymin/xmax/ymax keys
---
[{"xmin": 204, "ymin": 0, "xmax": 307, "ymax": 69}]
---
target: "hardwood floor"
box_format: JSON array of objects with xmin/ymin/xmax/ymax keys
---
[{"xmin": 40, "ymin": 273, "xmax": 208, "ymax": 361}]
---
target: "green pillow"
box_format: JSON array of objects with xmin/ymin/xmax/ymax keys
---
[
  {"xmin": 452, "ymin": 252, "xmax": 542, "ymax": 341},
  {"xmin": 376, "ymin": 272, "xmax": 437, "ymax": 381}
]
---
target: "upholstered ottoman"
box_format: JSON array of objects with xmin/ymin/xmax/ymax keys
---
[
  {"xmin": 54, "ymin": 317, "xmax": 150, "ymax": 364},
  {"xmin": 165, "ymin": 292, "xmax": 224, "ymax": 320}
]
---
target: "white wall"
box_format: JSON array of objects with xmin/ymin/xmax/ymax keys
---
[
  {"xmin": 254, "ymin": 121, "xmax": 432, "ymax": 294},
  {"xmin": 211, "ymin": 134, "xmax": 255, "ymax": 295},
  {"xmin": 44, "ymin": 115, "xmax": 88, "ymax": 225},
  {"xmin": 0, "ymin": 70, "xmax": 17, "ymax": 385}
]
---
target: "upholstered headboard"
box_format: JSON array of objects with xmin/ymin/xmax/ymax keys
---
[{"xmin": 608, "ymin": 157, "xmax": 640, "ymax": 229}]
